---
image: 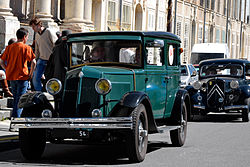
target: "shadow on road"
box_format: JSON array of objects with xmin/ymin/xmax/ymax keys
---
[
  {"xmin": 190, "ymin": 113, "xmax": 243, "ymax": 123},
  {"xmin": 0, "ymin": 140, "xmax": 174, "ymax": 165},
  {"xmin": 0, "ymin": 141, "xmax": 19, "ymax": 152}
]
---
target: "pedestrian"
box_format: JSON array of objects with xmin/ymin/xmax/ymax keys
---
[
  {"xmin": 44, "ymin": 30, "xmax": 72, "ymax": 84},
  {"xmin": 0, "ymin": 38, "xmax": 17, "ymax": 98},
  {"xmin": 0, "ymin": 28, "xmax": 36, "ymax": 118},
  {"xmin": 44, "ymin": 30, "xmax": 71, "ymax": 114},
  {"xmin": 1, "ymin": 38, "xmax": 17, "ymax": 54},
  {"xmin": 29, "ymin": 17, "xmax": 58, "ymax": 91}
]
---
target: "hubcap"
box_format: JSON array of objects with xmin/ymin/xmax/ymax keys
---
[
  {"xmin": 138, "ymin": 118, "xmax": 148, "ymax": 153},
  {"xmin": 180, "ymin": 109, "xmax": 187, "ymax": 140}
]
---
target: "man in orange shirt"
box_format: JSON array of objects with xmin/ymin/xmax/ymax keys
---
[{"xmin": 0, "ymin": 28, "xmax": 36, "ymax": 117}]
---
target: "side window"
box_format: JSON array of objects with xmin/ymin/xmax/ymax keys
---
[
  {"xmin": 119, "ymin": 47, "xmax": 137, "ymax": 63},
  {"xmin": 167, "ymin": 44, "xmax": 178, "ymax": 66},
  {"xmin": 188, "ymin": 65, "xmax": 195, "ymax": 75},
  {"xmin": 246, "ymin": 64, "xmax": 250, "ymax": 76},
  {"xmin": 146, "ymin": 46, "xmax": 164, "ymax": 66}
]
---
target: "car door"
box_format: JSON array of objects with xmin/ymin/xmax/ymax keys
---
[
  {"xmin": 164, "ymin": 43, "xmax": 181, "ymax": 117},
  {"xmin": 144, "ymin": 38, "xmax": 166, "ymax": 118}
]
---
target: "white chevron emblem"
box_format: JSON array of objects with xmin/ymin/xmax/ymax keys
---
[{"xmin": 207, "ymin": 84, "xmax": 224, "ymax": 100}]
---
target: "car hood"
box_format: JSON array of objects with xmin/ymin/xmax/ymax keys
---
[
  {"xmin": 81, "ymin": 65, "xmax": 135, "ymax": 78},
  {"xmin": 181, "ymin": 76, "xmax": 189, "ymax": 81}
]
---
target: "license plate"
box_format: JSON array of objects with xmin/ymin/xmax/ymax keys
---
[
  {"xmin": 52, "ymin": 129, "xmax": 89, "ymax": 139},
  {"xmin": 79, "ymin": 130, "xmax": 89, "ymax": 137}
]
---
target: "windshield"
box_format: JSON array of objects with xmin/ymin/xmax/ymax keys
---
[
  {"xmin": 70, "ymin": 40, "xmax": 141, "ymax": 68},
  {"xmin": 181, "ymin": 65, "xmax": 188, "ymax": 76},
  {"xmin": 200, "ymin": 63, "xmax": 243, "ymax": 77},
  {"xmin": 190, "ymin": 53, "xmax": 224, "ymax": 64}
]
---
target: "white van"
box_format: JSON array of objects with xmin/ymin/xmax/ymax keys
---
[{"xmin": 190, "ymin": 43, "xmax": 230, "ymax": 68}]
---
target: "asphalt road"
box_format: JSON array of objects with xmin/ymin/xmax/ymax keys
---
[{"xmin": 0, "ymin": 114, "xmax": 250, "ymax": 167}]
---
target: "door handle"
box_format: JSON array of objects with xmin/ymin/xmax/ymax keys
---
[{"xmin": 165, "ymin": 76, "xmax": 172, "ymax": 80}]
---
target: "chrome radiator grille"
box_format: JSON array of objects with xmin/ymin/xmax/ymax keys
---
[
  {"xmin": 61, "ymin": 77, "xmax": 100, "ymax": 117},
  {"xmin": 207, "ymin": 79, "xmax": 225, "ymax": 108}
]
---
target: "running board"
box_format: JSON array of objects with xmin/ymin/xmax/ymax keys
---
[{"xmin": 157, "ymin": 125, "xmax": 181, "ymax": 133}]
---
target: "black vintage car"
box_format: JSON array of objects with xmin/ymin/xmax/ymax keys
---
[{"xmin": 187, "ymin": 58, "xmax": 250, "ymax": 122}]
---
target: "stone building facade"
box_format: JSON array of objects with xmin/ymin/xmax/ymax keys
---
[
  {"xmin": 176, "ymin": 0, "xmax": 250, "ymax": 62},
  {"xmin": 1, "ymin": 0, "xmax": 250, "ymax": 63}
]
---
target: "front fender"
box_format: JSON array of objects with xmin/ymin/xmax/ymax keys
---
[
  {"xmin": 240, "ymin": 85, "xmax": 250, "ymax": 100},
  {"xmin": 120, "ymin": 91, "xmax": 149, "ymax": 108},
  {"xmin": 169, "ymin": 89, "xmax": 190, "ymax": 124},
  {"xmin": 118, "ymin": 91, "xmax": 158, "ymax": 133},
  {"xmin": 18, "ymin": 92, "xmax": 55, "ymax": 117}
]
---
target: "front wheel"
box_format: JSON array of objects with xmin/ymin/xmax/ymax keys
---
[
  {"xmin": 242, "ymin": 109, "xmax": 249, "ymax": 122},
  {"xmin": 170, "ymin": 102, "xmax": 187, "ymax": 146},
  {"xmin": 127, "ymin": 104, "xmax": 148, "ymax": 162},
  {"xmin": 19, "ymin": 128, "xmax": 46, "ymax": 160},
  {"xmin": 242, "ymin": 98, "xmax": 250, "ymax": 122}
]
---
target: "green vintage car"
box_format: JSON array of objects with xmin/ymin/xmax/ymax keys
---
[{"xmin": 11, "ymin": 31, "xmax": 191, "ymax": 162}]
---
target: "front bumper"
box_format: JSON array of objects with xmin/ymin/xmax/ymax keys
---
[
  {"xmin": 10, "ymin": 117, "xmax": 133, "ymax": 129},
  {"xmin": 194, "ymin": 104, "xmax": 248, "ymax": 111}
]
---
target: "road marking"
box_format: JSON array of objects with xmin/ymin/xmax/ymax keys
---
[{"xmin": 0, "ymin": 136, "xmax": 18, "ymax": 141}]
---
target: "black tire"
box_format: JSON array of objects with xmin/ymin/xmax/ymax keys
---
[
  {"xmin": 127, "ymin": 104, "xmax": 148, "ymax": 162},
  {"xmin": 19, "ymin": 128, "xmax": 46, "ymax": 160},
  {"xmin": 187, "ymin": 106, "xmax": 195, "ymax": 121},
  {"xmin": 242, "ymin": 109, "xmax": 249, "ymax": 122},
  {"xmin": 242, "ymin": 98, "xmax": 250, "ymax": 122},
  {"xmin": 170, "ymin": 102, "xmax": 187, "ymax": 146}
]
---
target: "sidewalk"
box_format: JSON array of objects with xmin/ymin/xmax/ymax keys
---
[
  {"xmin": 0, "ymin": 97, "xmax": 12, "ymax": 120},
  {"xmin": 0, "ymin": 98, "xmax": 18, "ymax": 144},
  {"xmin": 0, "ymin": 120, "xmax": 18, "ymax": 141}
]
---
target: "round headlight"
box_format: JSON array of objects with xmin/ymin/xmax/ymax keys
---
[
  {"xmin": 193, "ymin": 81, "xmax": 202, "ymax": 90},
  {"xmin": 41, "ymin": 109, "xmax": 52, "ymax": 118},
  {"xmin": 46, "ymin": 78, "xmax": 62, "ymax": 95},
  {"xmin": 230, "ymin": 80, "xmax": 239, "ymax": 89},
  {"xmin": 95, "ymin": 78, "xmax": 112, "ymax": 95},
  {"xmin": 92, "ymin": 109, "xmax": 102, "ymax": 117}
]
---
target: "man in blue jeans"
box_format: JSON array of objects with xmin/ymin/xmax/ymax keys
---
[
  {"xmin": 0, "ymin": 28, "xmax": 36, "ymax": 118},
  {"xmin": 29, "ymin": 17, "xmax": 58, "ymax": 91}
]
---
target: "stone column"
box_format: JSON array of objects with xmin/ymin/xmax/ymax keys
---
[
  {"xmin": 51, "ymin": 0, "xmax": 61, "ymax": 23},
  {"xmin": 34, "ymin": 0, "xmax": 59, "ymax": 31},
  {"xmin": 83, "ymin": 0, "xmax": 94, "ymax": 30},
  {"xmin": 61, "ymin": 0, "xmax": 87, "ymax": 32},
  {"xmin": 0, "ymin": 0, "xmax": 20, "ymax": 51},
  {"xmin": 28, "ymin": 0, "xmax": 35, "ymax": 19},
  {"xmin": 10, "ymin": 0, "xmax": 26, "ymax": 21}
]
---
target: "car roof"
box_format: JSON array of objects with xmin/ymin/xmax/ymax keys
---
[
  {"xmin": 67, "ymin": 31, "xmax": 181, "ymax": 42},
  {"xmin": 199, "ymin": 58, "xmax": 250, "ymax": 66}
]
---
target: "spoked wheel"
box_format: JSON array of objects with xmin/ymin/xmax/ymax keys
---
[
  {"xmin": 127, "ymin": 104, "xmax": 148, "ymax": 162},
  {"xmin": 170, "ymin": 102, "xmax": 187, "ymax": 146},
  {"xmin": 19, "ymin": 128, "xmax": 46, "ymax": 160}
]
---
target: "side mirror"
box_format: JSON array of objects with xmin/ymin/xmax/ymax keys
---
[
  {"xmin": 191, "ymin": 70, "xmax": 197, "ymax": 77},
  {"xmin": 146, "ymin": 40, "xmax": 164, "ymax": 47}
]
